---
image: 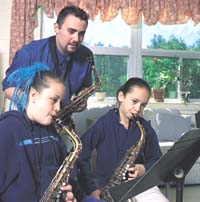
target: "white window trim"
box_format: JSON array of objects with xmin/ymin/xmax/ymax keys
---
[
  {"xmin": 142, "ymin": 48, "xmax": 200, "ymax": 59},
  {"xmin": 89, "ymin": 21, "xmax": 200, "ymax": 102},
  {"xmin": 39, "ymin": 10, "xmax": 200, "ymax": 101},
  {"xmin": 88, "ymin": 21, "xmax": 143, "ymax": 79},
  {"xmin": 89, "ymin": 22, "xmax": 200, "ymax": 78}
]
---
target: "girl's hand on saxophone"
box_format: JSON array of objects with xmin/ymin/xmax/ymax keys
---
[
  {"xmin": 60, "ymin": 184, "xmax": 77, "ymax": 202},
  {"xmin": 127, "ymin": 164, "xmax": 146, "ymax": 180}
]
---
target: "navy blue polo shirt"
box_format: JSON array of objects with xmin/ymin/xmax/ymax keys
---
[
  {"xmin": 78, "ymin": 109, "xmax": 162, "ymax": 194},
  {"xmin": 0, "ymin": 111, "xmax": 68, "ymax": 202},
  {"xmin": 2, "ymin": 36, "xmax": 93, "ymax": 105}
]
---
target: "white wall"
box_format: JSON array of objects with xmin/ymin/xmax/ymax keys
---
[
  {"xmin": 0, "ymin": 0, "xmax": 41, "ymax": 70},
  {"xmin": 0, "ymin": 0, "xmax": 12, "ymax": 111},
  {"xmin": 0, "ymin": 0, "xmax": 11, "ymax": 69},
  {"xmin": 0, "ymin": 1, "xmax": 41, "ymax": 111}
]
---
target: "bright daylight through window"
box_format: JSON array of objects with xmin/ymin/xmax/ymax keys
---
[
  {"xmin": 42, "ymin": 10, "xmax": 200, "ymax": 100},
  {"xmin": 142, "ymin": 21, "xmax": 200, "ymax": 100}
]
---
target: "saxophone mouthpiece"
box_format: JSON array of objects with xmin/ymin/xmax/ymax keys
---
[
  {"xmin": 131, "ymin": 114, "xmax": 140, "ymax": 123},
  {"xmin": 131, "ymin": 114, "xmax": 136, "ymax": 120}
]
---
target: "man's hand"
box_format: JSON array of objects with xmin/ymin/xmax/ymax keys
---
[
  {"xmin": 72, "ymin": 87, "xmax": 91, "ymax": 112},
  {"xmin": 74, "ymin": 98, "xmax": 88, "ymax": 112},
  {"xmin": 60, "ymin": 184, "xmax": 77, "ymax": 202}
]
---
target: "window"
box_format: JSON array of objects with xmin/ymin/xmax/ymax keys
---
[
  {"xmin": 93, "ymin": 55, "xmax": 128, "ymax": 96},
  {"xmin": 84, "ymin": 14, "xmax": 131, "ymax": 96},
  {"xmin": 41, "ymin": 10, "xmax": 200, "ymax": 99},
  {"xmin": 142, "ymin": 20, "xmax": 200, "ymax": 49},
  {"xmin": 42, "ymin": 12, "xmax": 133, "ymax": 97},
  {"xmin": 143, "ymin": 57, "xmax": 179, "ymax": 98},
  {"xmin": 84, "ymin": 13, "xmax": 130, "ymax": 48},
  {"xmin": 142, "ymin": 20, "xmax": 200, "ymax": 99}
]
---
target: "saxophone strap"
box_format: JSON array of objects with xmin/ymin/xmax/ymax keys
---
[{"xmin": 49, "ymin": 36, "xmax": 73, "ymax": 96}]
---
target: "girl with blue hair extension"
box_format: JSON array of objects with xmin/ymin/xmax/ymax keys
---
[
  {"xmin": 7, "ymin": 63, "xmax": 49, "ymax": 112},
  {"xmin": 0, "ymin": 63, "xmax": 77, "ymax": 202}
]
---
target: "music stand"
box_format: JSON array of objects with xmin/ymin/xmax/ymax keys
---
[{"xmin": 108, "ymin": 129, "xmax": 200, "ymax": 202}]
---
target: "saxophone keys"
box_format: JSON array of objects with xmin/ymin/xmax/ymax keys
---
[
  {"xmin": 126, "ymin": 164, "xmax": 130, "ymax": 169},
  {"xmin": 122, "ymin": 174, "xmax": 127, "ymax": 181},
  {"xmin": 55, "ymin": 190, "xmax": 63, "ymax": 202},
  {"xmin": 62, "ymin": 182, "xmax": 67, "ymax": 186}
]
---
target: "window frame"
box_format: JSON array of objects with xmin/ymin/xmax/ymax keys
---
[
  {"xmin": 88, "ymin": 21, "xmax": 200, "ymax": 102},
  {"xmin": 88, "ymin": 23, "xmax": 143, "ymax": 79},
  {"xmin": 40, "ymin": 10, "xmax": 200, "ymax": 101}
]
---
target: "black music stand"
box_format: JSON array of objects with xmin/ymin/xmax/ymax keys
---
[{"xmin": 108, "ymin": 129, "xmax": 200, "ymax": 202}]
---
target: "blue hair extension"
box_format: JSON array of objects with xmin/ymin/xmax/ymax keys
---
[{"xmin": 7, "ymin": 63, "xmax": 49, "ymax": 112}]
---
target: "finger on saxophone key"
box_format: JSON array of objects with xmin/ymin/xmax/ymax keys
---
[
  {"xmin": 55, "ymin": 190, "xmax": 63, "ymax": 202},
  {"xmin": 60, "ymin": 183, "xmax": 76, "ymax": 202}
]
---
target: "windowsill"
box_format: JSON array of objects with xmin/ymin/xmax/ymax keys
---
[
  {"xmin": 88, "ymin": 96, "xmax": 200, "ymax": 116},
  {"xmin": 87, "ymin": 96, "xmax": 116, "ymax": 109},
  {"xmin": 88, "ymin": 96, "xmax": 200, "ymax": 105},
  {"xmin": 149, "ymin": 98, "xmax": 200, "ymax": 105}
]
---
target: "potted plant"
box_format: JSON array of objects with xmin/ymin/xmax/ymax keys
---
[
  {"xmin": 152, "ymin": 71, "xmax": 177, "ymax": 102},
  {"xmin": 151, "ymin": 72, "xmax": 167, "ymax": 102},
  {"xmin": 95, "ymin": 75, "xmax": 107, "ymax": 101}
]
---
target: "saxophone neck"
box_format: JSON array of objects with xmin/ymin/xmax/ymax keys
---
[
  {"xmin": 63, "ymin": 125, "xmax": 82, "ymax": 146},
  {"xmin": 88, "ymin": 52, "xmax": 100, "ymax": 88}
]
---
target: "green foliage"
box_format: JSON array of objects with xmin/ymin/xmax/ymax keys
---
[
  {"xmin": 94, "ymin": 55, "xmax": 127, "ymax": 96},
  {"xmin": 148, "ymin": 35, "xmax": 187, "ymax": 50},
  {"xmin": 144, "ymin": 34, "xmax": 200, "ymax": 98},
  {"xmin": 143, "ymin": 57, "xmax": 178, "ymax": 90},
  {"xmin": 179, "ymin": 61, "xmax": 197, "ymax": 94},
  {"xmin": 96, "ymin": 75, "xmax": 108, "ymax": 92},
  {"xmin": 93, "ymin": 34, "xmax": 200, "ymax": 99}
]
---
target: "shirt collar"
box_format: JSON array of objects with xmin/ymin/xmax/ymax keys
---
[{"xmin": 56, "ymin": 48, "xmax": 71, "ymax": 65}]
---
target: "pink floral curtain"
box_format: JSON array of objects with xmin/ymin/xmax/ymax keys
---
[{"xmin": 9, "ymin": 0, "xmax": 200, "ymax": 64}]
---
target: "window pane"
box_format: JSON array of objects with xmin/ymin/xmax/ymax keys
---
[
  {"xmin": 84, "ymin": 13, "xmax": 130, "ymax": 47},
  {"xmin": 143, "ymin": 57, "xmax": 200, "ymax": 99},
  {"xmin": 93, "ymin": 55, "xmax": 128, "ymax": 96},
  {"xmin": 142, "ymin": 57, "xmax": 179, "ymax": 98},
  {"xmin": 42, "ymin": 12, "xmax": 56, "ymax": 38},
  {"xmin": 182, "ymin": 59, "xmax": 200, "ymax": 98},
  {"xmin": 142, "ymin": 20, "xmax": 200, "ymax": 50}
]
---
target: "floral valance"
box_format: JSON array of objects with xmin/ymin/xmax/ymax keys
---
[{"xmin": 9, "ymin": 0, "xmax": 200, "ymax": 64}]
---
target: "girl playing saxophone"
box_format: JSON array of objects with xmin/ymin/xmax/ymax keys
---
[
  {"xmin": 78, "ymin": 77, "xmax": 169, "ymax": 202},
  {"xmin": 0, "ymin": 63, "xmax": 76, "ymax": 202}
]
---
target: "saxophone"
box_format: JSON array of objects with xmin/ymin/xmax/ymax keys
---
[
  {"xmin": 39, "ymin": 53, "xmax": 100, "ymax": 201},
  {"xmin": 100, "ymin": 117, "xmax": 146, "ymax": 202},
  {"xmin": 39, "ymin": 120, "xmax": 82, "ymax": 202},
  {"xmin": 55, "ymin": 53, "xmax": 100, "ymax": 123}
]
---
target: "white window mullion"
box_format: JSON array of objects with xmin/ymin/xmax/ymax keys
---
[{"xmin": 128, "ymin": 21, "xmax": 142, "ymax": 78}]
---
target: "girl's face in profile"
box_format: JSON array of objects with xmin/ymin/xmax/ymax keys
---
[{"xmin": 27, "ymin": 80, "xmax": 65, "ymax": 125}]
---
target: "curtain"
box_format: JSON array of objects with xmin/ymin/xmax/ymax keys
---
[{"xmin": 9, "ymin": 0, "xmax": 200, "ymax": 64}]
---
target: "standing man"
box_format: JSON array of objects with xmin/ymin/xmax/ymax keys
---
[{"xmin": 2, "ymin": 5, "xmax": 93, "ymax": 111}]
